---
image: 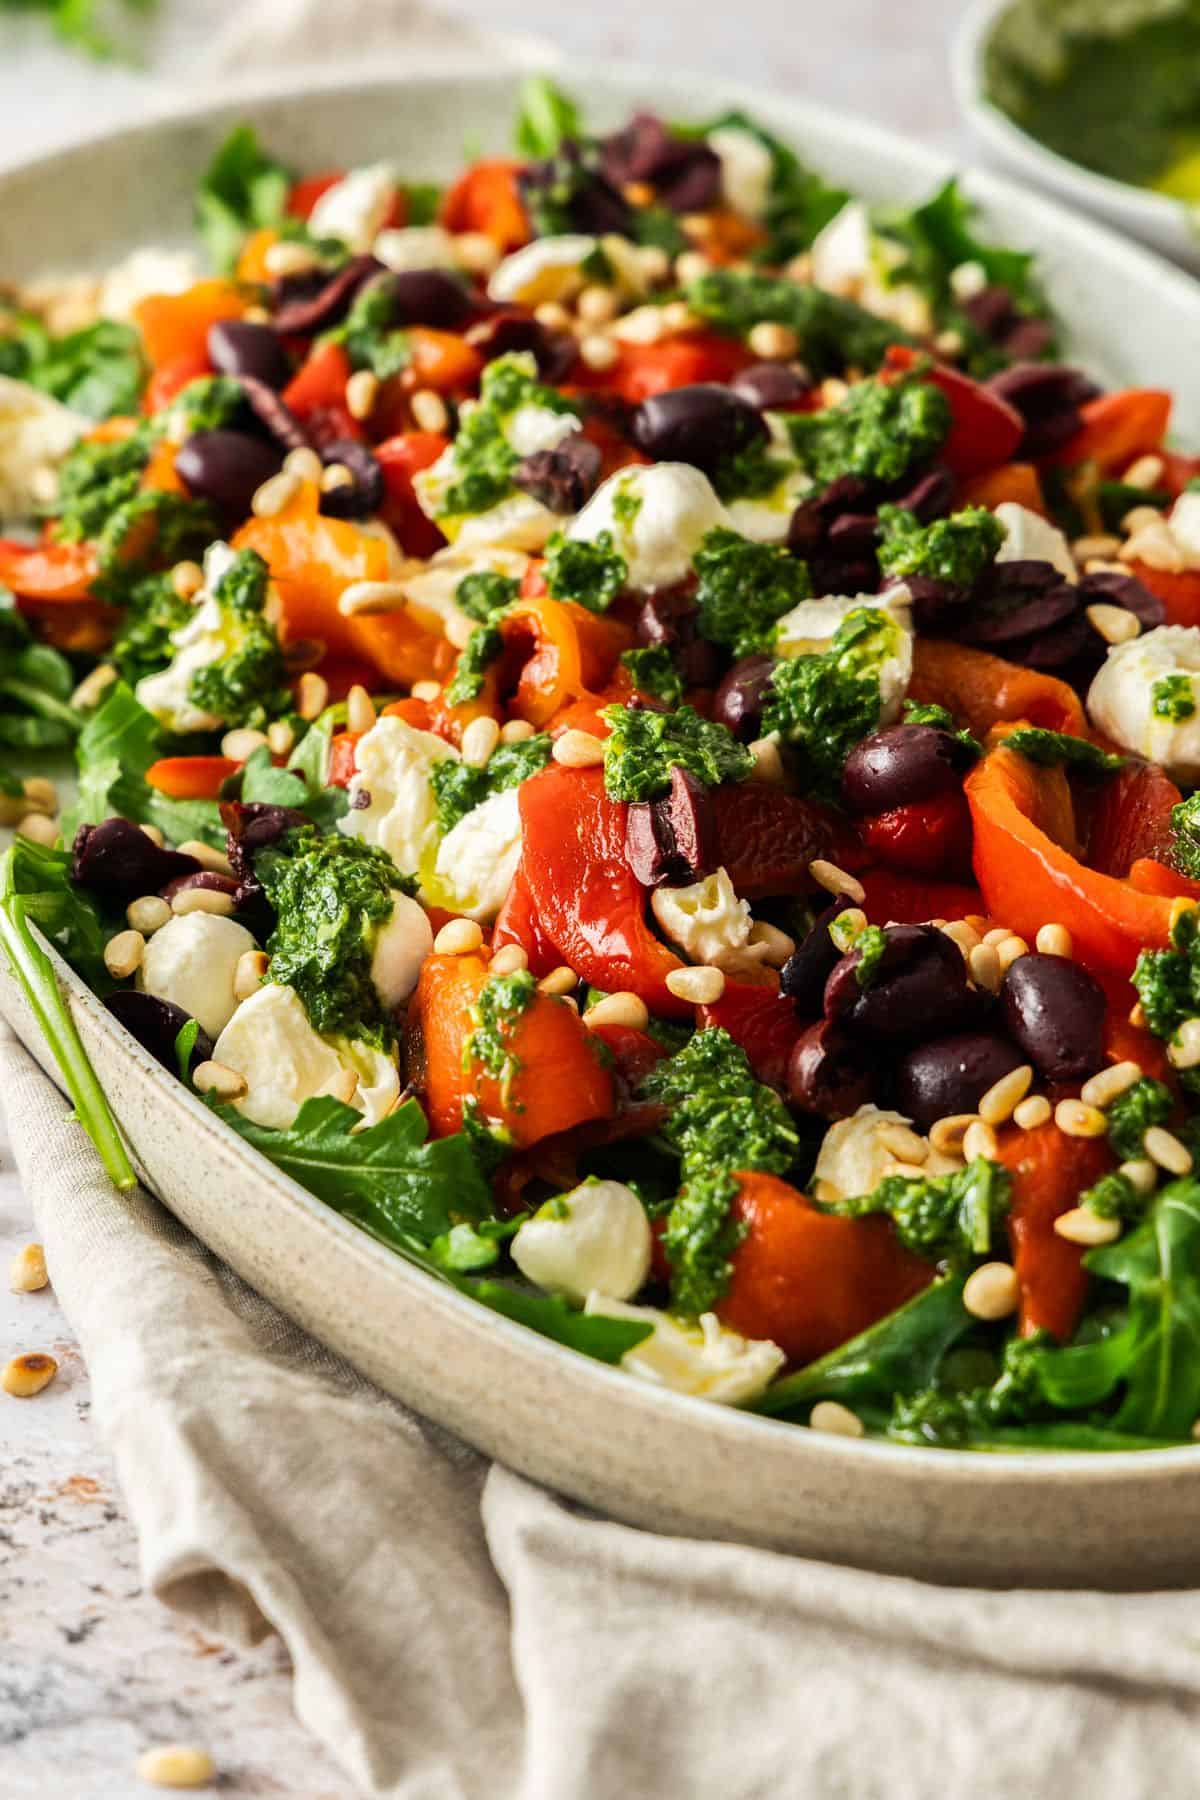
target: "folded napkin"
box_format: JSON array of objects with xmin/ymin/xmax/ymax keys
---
[{"xmin": 5, "ymin": 1027, "xmax": 1200, "ymax": 1799}]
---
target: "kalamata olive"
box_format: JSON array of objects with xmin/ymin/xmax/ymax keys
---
[
  {"xmin": 160, "ymin": 870, "xmax": 240, "ymax": 905},
  {"xmin": 237, "ymin": 376, "xmax": 311, "ymax": 453},
  {"xmin": 711, "ymin": 654, "xmax": 777, "ymax": 741},
  {"xmin": 465, "ymin": 309, "xmax": 577, "ymax": 382},
  {"xmin": 368, "ymin": 268, "xmax": 475, "ymax": 330},
  {"xmin": 841, "ymin": 724, "xmax": 969, "ymax": 816},
  {"xmin": 626, "ymin": 766, "xmax": 717, "ymax": 888},
  {"xmin": 1001, "ymin": 953, "xmax": 1107, "ymax": 1082},
  {"xmin": 779, "ymin": 898, "xmax": 854, "ymax": 1014},
  {"xmin": 730, "ymin": 361, "xmax": 812, "ymax": 411},
  {"xmin": 222, "ymin": 800, "xmax": 306, "ymax": 908},
  {"xmin": 105, "ymin": 991, "xmax": 213, "ymax": 1076},
  {"xmin": 269, "ymin": 254, "xmax": 382, "ymax": 335},
  {"xmin": 71, "ymin": 819, "xmax": 200, "ymax": 901},
  {"xmin": 894, "ymin": 1030, "xmax": 1026, "ymax": 1131},
  {"xmin": 318, "ymin": 438, "xmax": 385, "ymax": 520},
  {"xmin": 176, "ymin": 430, "xmax": 283, "ymax": 516},
  {"xmin": 825, "ymin": 924, "xmax": 978, "ymax": 1042},
  {"xmin": 207, "ymin": 319, "xmax": 291, "ymax": 390},
  {"xmin": 512, "ymin": 432, "xmax": 602, "ymax": 513},
  {"xmin": 889, "ymin": 465, "xmax": 954, "ymax": 522},
  {"xmin": 630, "ymin": 384, "xmax": 767, "ymax": 473},
  {"xmin": 787, "ymin": 1019, "xmax": 874, "ymax": 1119}
]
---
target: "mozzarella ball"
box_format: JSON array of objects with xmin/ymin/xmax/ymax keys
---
[
  {"xmin": 707, "ymin": 126, "xmax": 773, "ymax": 221},
  {"xmin": 488, "ymin": 234, "xmax": 599, "ymax": 307},
  {"xmin": 584, "ymin": 1295, "xmax": 785, "ymax": 1404},
  {"xmin": 567, "ymin": 463, "xmax": 732, "ymax": 592},
  {"xmin": 773, "ymin": 594, "xmax": 914, "ymax": 723},
  {"xmin": 398, "ymin": 545, "xmax": 530, "ymax": 636},
  {"xmin": 139, "ymin": 911, "xmax": 257, "ymax": 1040},
  {"xmin": 812, "ymin": 1104, "xmax": 922, "ymax": 1204},
  {"xmin": 413, "ymin": 440, "xmax": 560, "ymax": 549},
  {"xmin": 308, "ymin": 162, "xmax": 399, "ymax": 253},
  {"xmin": 1087, "ymin": 625, "xmax": 1200, "ymax": 782},
  {"xmin": 339, "ymin": 713, "xmax": 457, "ymax": 883},
  {"xmin": 430, "ymin": 786, "xmax": 524, "ymax": 922},
  {"xmin": 512, "ymin": 1179, "xmax": 652, "ymax": 1304},
  {"xmin": 212, "ymin": 984, "xmax": 399, "ymax": 1131},
  {"xmin": 99, "ymin": 247, "xmax": 200, "ymax": 322},
  {"xmin": 993, "ymin": 502, "xmax": 1076, "ymax": 581},
  {"xmin": 1168, "ymin": 491, "xmax": 1200, "ymax": 565},
  {"xmin": 650, "ymin": 867, "xmax": 763, "ymax": 971},
  {"xmin": 370, "ymin": 891, "xmax": 434, "ymax": 1009},
  {"xmin": 0, "ymin": 376, "xmax": 88, "ymax": 522}
]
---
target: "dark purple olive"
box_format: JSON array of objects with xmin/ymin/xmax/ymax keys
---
[
  {"xmin": 825, "ymin": 924, "xmax": 978, "ymax": 1043},
  {"xmin": 730, "ymin": 361, "xmax": 812, "ymax": 411},
  {"xmin": 1001, "ymin": 953, "xmax": 1107, "ymax": 1082},
  {"xmin": 368, "ymin": 268, "xmax": 475, "ymax": 330},
  {"xmin": 895, "ymin": 1030, "xmax": 1026, "ymax": 1131},
  {"xmin": 465, "ymin": 309, "xmax": 577, "ymax": 382},
  {"xmin": 779, "ymin": 898, "xmax": 854, "ymax": 1015},
  {"xmin": 222, "ymin": 801, "xmax": 306, "ymax": 907},
  {"xmin": 270, "ymin": 254, "xmax": 382, "ymax": 335},
  {"xmin": 626, "ymin": 766, "xmax": 717, "ymax": 888},
  {"xmin": 889, "ymin": 465, "xmax": 954, "ymax": 523},
  {"xmin": 630, "ymin": 384, "xmax": 767, "ymax": 473},
  {"xmin": 712, "ymin": 654, "xmax": 777, "ymax": 742},
  {"xmin": 237, "ymin": 376, "xmax": 311, "ymax": 453},
  {"xmin": 512, "ymin": 432, "xmax": 602, "ymax": 514},
  {"xmin": 319, "ymin": 438, "xmax": 385, "ymax": 520},
  {"xmin": 787, "ymin": 1019, "xmax": 874, "ymax": 1119},
  {"xmin": 71, "ymin": 819, "xmax": 200, "ymax": 901},
  {"xmin": 207, "ymin": 319, "xmax": 290, "ymax": 390},
  {"xmin": 986, "ymin": 362, "xmax": 1099, "ymax": 459},
  {"xmin": 160, "ymin": 870, "xmax": 240, "ymax": 905},
  {"xmin": 105, "ymin": 991, "xmax": 213, "ymax": 1076},
  {"xmin": 841, "ymin": 724, "xmax": 968, "ymax": 816},
  {"xmin": 636, "ymin": 588, "xmax": 698, "ymax": 649},
  {"xmin": 176, "ymin": 430, "xmax": 283, "ymax": 516}
]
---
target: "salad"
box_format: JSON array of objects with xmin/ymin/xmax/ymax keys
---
[{"xmin": 3, "ymin": 78, "xmax": 1200, "ymax": 1453}]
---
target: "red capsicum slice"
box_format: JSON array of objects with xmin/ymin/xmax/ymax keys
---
[
  {"xmin": 1124, "ymin": 562, "xmax": 1200, "ymax": 630},
  {"xmin": 881, "ymin": 344, "xmax": 1023, "ymax": 477},
  {"xmin": 858, "ymin": 788, "xmax": 974, "ymax": 880},
  {"xmin": 697, "ymin": 977, "xmax": 803, "ymax": 1090},
  {"xmin": 0, "ymin": 539, "xmax": 98, "ymax": 601},
  {"xmin": 570, "ymin": 331, "xmax": 754, "ymax": 405},
  {"xmin": 1047, "ymin": 389, "xmax": 1172, "ymax": 474},
  {"xmin": 909, "ymin": 637, "xmax": 1087, "ymax": 739},
  {"xmin": 709, "ymin": 782, "xmax": 862, "ymax": 899},
  {"xmin": 1084, "ymin": 760, "xmax": 1181, "ymax": 878},
  {"xmin": 997, "ymin": 1120, "xmax": 1112, "ymax": 1342},
  {"xmin": 146, "ymin": 756, "xmax": 240, "ymax": 800}
]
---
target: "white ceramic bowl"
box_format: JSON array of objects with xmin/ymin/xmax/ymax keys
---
[
  {"xmin": 953, "ymin": 0, "xmax": 1200, "ymax": 273},
  {"xmin": 4, "ymin": 63, "xmax": 1200, "ymax": 1591}
]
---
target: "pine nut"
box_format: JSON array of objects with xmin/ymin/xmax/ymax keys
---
[
  {"xmin": 1119, "ymin": 1157, "xmax": 1158, "ymax": 1196},
  {"xmin": 410, "ymin": 388, "xmax": 449, "ymax": 434},
  {"xmin": 1122, "ymin": 503, "xmax": 1168, "ymax": 535},
  {"xmin": 104, "ymin": 929, "xmax": 145, "ymax": 980},
  {"xmin": 809, "ymin": 859, "xmax": 865, "ymax": 904},
  {"xmin": 9, "ymin": 1243, "xmax": 48, "ymax": 1293},
  {"xmin": 453, "ymin": 231, "xmax": 501, "ymax": 274},
  {"xmin": 982, "ymin": 926, "xmax": 1011, "ymax": 946},
  {"xmin": 345, "ymin": 684, "xmax": 376, "ymax": 737},
  {"xmin": 346, "ymin": 369, "xmax": 380, "ymax": 421},
  {"xmin": 665, "ymin": 965, "xmax": 726, "ymax": 1005},
  {"xmin": 1144, "ymin": 1125, "xmax": 1193, "ymax": 1176},
  {"xmin": 71, "ymin": 661, "xmax": 117, "ymax": 709},
  {"xmin": 964, "ymin": 914, "xmax": 989, "ymax": 934},
  {"xmin": 660, "ymin": 300, "xmax": 696, "ymax": 334},
  {"xmin": 534, "ymin": 301, "xmax": 573, "ymax": 333},
  {"xmin": 577, "ymin": 284, "xmax": 618, "ymax": 324},
  {"xmin": 434, "ymin": 918, "xmax": 484, "ymax": 956},
  {"xmin": 16, "ymin": 813, "xmax": 58, "ymax": 846},
  {"xmin": 747, "ymin": 320, "xmax": 799, "ymax": 360},
  {"xmin": 963, "ymin": 1261, "xmax": 1020, "ymax": 1321},
  {"xmin": 878, "ymin": 1124, "xmax": 929, "ymax": 1164},
  {"xmin": 1086, "ymin": 603, "xmax": 1140, "ymax": 646},
  {"xmin": 963, "ymin": 1118, "xmax": 998, "ymax": 1161},
  {"xmin": 1013, "ymin": 1094, "xmax": 1052, "ymax": 1130},
  {"xmin": 809, "ymin": 1400, "xmax": 864, "ymax": 1438},
  {"xmin": 220, "ymin": 726, "xmax": 268, "ymax": 762},
  {"xmin": 266, "ymin": 719, "xmax": 295, "ymax": 757},
  {"xmin": 126, "ymin": 895, "xmax": 171, "ymax": 934},
  {"xmin": 747, "ymin": 920, "xmax": 795, "ymax": 966},
  {"xmin": 1035, "ymin": 923, "xmax": 1073, "ymax": 958},
  {"xmin": 171, "ymin": 559, "xmax": 204, "ymax": 600},
  {"xmin": 22, "ymin": 775, "xmax": 57, "ymax": 813},
  {"xmin": 1055, "ymin": 1098, "xmax": 1107, "ymax": 1138},
  {"xmin": 673, "ymin": 249, "xmax": 711, "ymax": 284},
  {"xmin": 282, "ymin": 446, "xmax": 324, "ymax": 485},
  {"xmin": 192, "ymin": 1060, "xmax": 248, "ymax": 1101},
  {"xmin": 636, "ymin": 244, "xmax": 671, "ymax": 284},
  {"xmin": 1122, "ymin": 453, "xmax": 1165, "ymax": 490},
  {"xmin": 585, "ymin": 990, "xmax": 651, "ymax": 1029},
  {"xmin": 1080, "ymin": 1060, "xmax": 1142, "ymax": 1109},
  {"xmin": 996, "ymin": 934, "xmax": 1029, "ymax": 972},
  {"xmin": 1054, "ymin": 1207, "xmax": 1121, "ymax": 1247},
  {"xmin": 978, "ymin": 1064, "xmax": 1033, "ymax": 1126},
  {"xmin": 178, "ymin": 840, "xmax": 233, "ymax": 876},
  {"xmin": 233, "ymin": 949, "xmax": 269, "ymax": 1003},
  {"xmin": 747, "ymin": 737, "xmax": 785, "ymax": 784},
  {"xmin": 500, "ymin": 717, "xmax": 536, "ymax": 743},
  {"xmin": 941, "ymin": 919, "xmax": 980, "ymax": 956},
  {"xmin": 135, "ymin": 1743, "xmax": 217, "ymax": 1788},
  {"xmin": 250, "ymin": 470, "xmax": 301, "ymax": 518},
  {"xmin": 297, "ymin": 671, "xmax": 329, "ymax": 721},
  {"xmin": 461, "ymin": 714, "xmax": 500, "ymax": 768},
  {"xmin": 930, "ymin": 1114, "xmax": 977, "ymax": 1156},
  {"xmin": 579, "ymin": 334, "xmax": 618, "ymax": 372},
  {"xmin": 538, "ymin": 965, "xmax": 578, "ymax": 996},
  {"xmin": 337, "ymin": 579, "xmax": 410, "ymax": 618},
  {"xmin": 1072, "ymin": 534, "xmax": 1121, "ymax": 562},
  {"xmin": 2, "ymin": 1352, "xmax": 58, "ymax": 1397},
  {"xmin": 1129, "ymin": 1001, "xmax": 1148, "ymax": 1029},
  {"xmin": 552, "ymin": 729, "xmax": 605, "ymax": 768},
  {"xmin": 412, "ymin": 679, "xmax": 442, "ymax": 703},
  {"xmin": 444, "ymin": 606, "xmax": 476, "ymax": 649},
  {"xmin": 489, "ymin": 943, "xmax": 529, "ymax": 976},
  {"xmin": 1122, "ymin": 525, "xmax": 1183, "ymax": 573},
  {"xmin": 263, "ymin": 239, "xmax": 320, "ymax": 277},
  {"xmin": 321, "ymin": 462, "xmax": 354, "ymax": 494},
  {"xmin": 1169, "ymin": 1018, "xmax": 1200, "ymax": 1070},
  {"xmin": 828, "ymin": 908, "xmax": 868, "ymax": 952},
  {"xmin": 141, "ymin": 824, "xmax": 165, "ymax": 848},
  {"xmin": 968, "ymin": 943, "xmax": 1002, "ymax": 992},
  {"xmin": 171, "ymin": 888, "xmax": 235, "ymax": 918}
]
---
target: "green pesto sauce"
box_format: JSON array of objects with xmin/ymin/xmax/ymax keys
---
[
  {"xmin": 464, "ymin": 968, "xmax": 537, "ymax": 1104},
  {"xmin": 600, "ymin": 702, "xmax": 753, "ymax": 803},
  {"xmin": 1152, "ymin": 673, "xmax": 1197, "ymax": 723},
  {"xmin": 543, "ymin": 529, "xmax": 628, "ymax": 612}
]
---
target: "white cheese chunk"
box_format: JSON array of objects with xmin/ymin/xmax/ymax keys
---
[
  {"xmin": 650, "ymin": 867, "xmax": 765, "ymax": 972},
  {"xmin": 134, "ymin": 540, "xmax": 241, "ymax": 733},
  {"xmin": 512, "ymin": 1179, "xmax": 652, "ymax": 1304},
  {"xmin": 809, "ymin": 201, "xmax": 932, "ymax": 335},
  {"xmin": 398, "ymin": 545, "xmax": 530, "ymax": 635},
  {"xmin": 0, "ymin": 376, "xmax": 89, "ymax": 523},
  {"xmin": 212, "ymin": 984, "xmax": 399, "ymax": 1131},
  {"xmin": 812, "ymin": 1105, "xmax": 921, "ymax": 1204},
  {"xmin": 585, "ymin": 1295, "xmax": 785, "ymax": 1404},
  {"xmin": 567, "ymin": 463, "xmax": 731, "ymax": 592},
  {"xmin": 373, "ymin": 225, "xmax": 461, "ymax": 273},
  {"xmin": 1087, "ymin": 625, "xmax": 1200, "ymax": 783},
  {"xmin": 1168, "ymin": 491, "xmax": 1200, "ymax": 567},
  {"xmin": 99, "ymin": 247, "xmax": 200, "ymax": 322},
  {"xmin": 773, "ymin": 592, "xmax": 913, "ymax": 723},
  {"xmin": 505, "ymin": 402, "xmax": 580, "ymax": 459},
  {"xmin": 413, "ymin": 437, "xmax": 560, "ymax": 552},
  {"xmin": 370, "ymin": 891, "xmax": 434, "ymax": 1009},
  {"xmin": 994, "ymin": 501, "xmax": 1076, "ymax": 581},
  {"xmin": 488, "ymin": 234, "xmax": 599, "ymax": 307},
  {"xmin": 308, "ymin": 162, "xmax": 399, "ymax": 253},
  {"xmin": 707, "ymin": 126, "xmax": 773, "ymax": 221},
  {"xmin": 429, "ymin": 786, "xmax": 523, "ymax": 922},
  {"xmin": 339, "ymin": 713, "xmax": 457, "ymax": 884},
  {"xmin": 138, "ymin": 911, "xmax": 258, "ymax": 1040}
]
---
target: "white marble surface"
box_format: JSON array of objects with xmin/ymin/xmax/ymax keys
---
[{"xmin": 0, "ymin": 4, "xmax": 965, "ymax": 1794}]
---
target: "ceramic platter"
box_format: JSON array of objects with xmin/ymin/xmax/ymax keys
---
[{"xmin": 4, "ymin": 64, "xmax": 1200, "ymax": 1590}]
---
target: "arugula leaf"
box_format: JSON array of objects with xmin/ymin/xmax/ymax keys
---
[
  {"xmin": 0, "ymin": 604, "xmax": 80, "ymax": 751},
  {"xmin": 237, "ymin": 733, "xmax": 347, "ymax": 831},
  {"xmin": 1003, "ymin": 727, "xmax": 1126, "ymax": 777},
  {"xmin": 514, "ymin": 76, "xmax": 582, "ymax": 158},
  {"xmin": 195, "ymin": 126, "xmax": 291, "ymax": 273},
  {"xmin": 0, "ymin": 313, "xmax": 145, "ymax": 419},
  {"xmin": 63, "ymin": 681, "xmax": 225, "ymax": 848}
]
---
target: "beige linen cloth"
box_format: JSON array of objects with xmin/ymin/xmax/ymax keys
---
[{"xmin": 6, "ymin": 1029, "xmax": 1200, "ymax": 1798}]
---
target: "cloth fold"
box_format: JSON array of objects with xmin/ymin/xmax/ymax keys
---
[{"xmin": 5, "ymin": 1026, "xmax": 1200, "ymax": 1800}]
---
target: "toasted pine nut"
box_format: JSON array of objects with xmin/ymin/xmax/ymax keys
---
[
  {"xmin": 282, "ymin": 446, "xmax": 324, "ymax": 485},
  {"xmin": 126, "ymin": 894, "xmax": 171, "ymax": 934},
  {"xmin": 135, "ymin": 1743, "xmax": 217, "ymax": 1788},
  {"xmin": 1072, "ymin": 534, "xmax": 1121, "ymax": 562},
  {"xmin": 1129, "ymin": 1001, "xmax": 1148, "ymax": 1029},
  {"xmin": 827, "ymin": 908, "xmax": 867, "ymax": 952},
  {"xmin": 552, "ymin": 729, "xmax": 605, "ymax": 768},
  {"xmin": 9, "ymin": 1243, "xmax": 48, "ymax": 1293},
  {"xmin": 978, "ymin": 1064, "xmax": 1033, "ymax": 1126},
  {"xmin": 1144, "ymin": 1125, "xmax": 1193, "ymax": 1175},
  {"xmin": 410, "ymin": 388, "xmax": 449, "ymax": 434},
  {"xmin": 930, "ymin": 1114, "xmax": 977, "ymax": 1156},
  {"xmin": 673, "ymin": 249, "xmax": 711, "ymax": 284},
  {"xmin": 104, "ymin": 929, "xmax": 145, "ymax": 980},
  {"xmin": 1086, "ymin": 603, "xmax": 1140, "ymax": 646},
  {"xmin": 0, "ymin": 789, "xmax": 24, "ymax": 827},
  {"xmin": 996, "ymin": 934, "xmax": 1029, "ymax": 972},
  {"xmin": 346, "ymin": 369, "xmax": 380, "ymax": 421},
  {"xmin": 434, "ymin": 918, "xmax": 484, "ymax": 956},
  {"xmin": 412, "ymin": 679, "xmax": 442, "ymax": 703},
  {"xmin": 171, "ymin": 887, "xmax": 235, "ymax": 918},
  {"xmin": 1122, "ymin": 453, "xmax": 1166, "ymax": 490},
  {"xmin": 192, "ymin": 1060, "xmax": 248, "ymax": 1102},
  {"xmin": 665, "ymin": 965, "xmax": 726, "ymax": 1005},
  {"xmin": 747, "ymin": 320, "xmax": 799, "ymax": 360},
  {"xmin": 538, "ymin": 965, "xmax": 578, "ymax": 996},
  {"xmin": 809, "ymin": 859, "xmax": 865, "ymax": 904},
  {"xmin": 461, "ymin": 715, "xmax": 500, "ymax": 768},
  {"xmin": 661, "ymin": 301, "xmax": 697, "ymax": 335},
  {"xmin": 16, "ymin": 813, "xmax": 58, "ymax": 846},
  {"xmin": 1013, "ymin": 1094, "xmax": 1052, "ymax": 1131},
  {"xmin": 337, "ymin": 579, "xmax": 410, "ymax": 618},
  {"xmin": 22, "ymin": 776, "xmax": 58, "ymax": 815},
  {"xmin": 500, "ymin": 717, "xmax": 536, "ymax": 744},
  {"xmin": 878, "ymin": 1124, "xmax": 929, "ymax": 1164},
  {"xmin": 1080, "ymin": 1060, "xmax": 1142, "ymax": 1109},
  {"xmin": 297, "ymin": 671, "xmax": 330, "ymax": 721},
  {"xmin": 963, "ymin": 1261, "xmax": 1020, "ymax": 1321},
  {"xmin": 178, "ymin": 840, "xmax": 234, "ymax": 876},
  {"xmin": 345, "ymin": 684, "xmax": 376, "ymax": 737},
  {"xmin": 454, "ymin": 231, "xmax": 501, "ymax": 274},
  {"xmin": 968, "ymin": 942, "xmax": 1002, "ymax": 992},
  {"xmin": 2, "ymin": 1352, "xmax": 57, "ymax": 1397},
  {"xmin": 982, "ymin": 926, "xmax": 1011, "ymax": 946},
  {"xmin": 251, "ymin": 469, "xmax": 301, "ymax": 518},
  {"xmin": 1054, "ymin": 1207, "xmax": 1121, "ymax": 1247},
  {"xmin": 1170, "ymin": 1018, "xmax": 1200, "ymax": 1070},
  {"xmin": 963, "ymin": 1118, "xmax": 998, "ymax": 1161},
  {"xmin": 1035, "ymin": 923, "xmax": 1073, "ymax": 958},
  {"xmin": 321, "ymin": 462, "xmax": 354, "ymax": 494},
  {"xmin": 534, "ymin": 301, "xmax": 573, "ymax": 333},
  {"xmin": 71, "ymin": 661, "xmax": 117, "ymax": 709},
  {"xmin": 747, "ymin": 737, "xmax": 786, "ymax": 784},
  {"xmin": 1122, "ymin": 524, "xmax": 1183, "ymax": 572},
  {"xmin": 1119, "ymin": 1157, "xmax": 1158, "ymax": 1196},
  {"xmin": 1055, "ymin": 1098, "xmax": 1108, "ymax": 1139},
  {"xmin": 747, "ymin": 920, "xmax": 795, "ymax": 966},
  {"xmin": 220, "ymin": 726, "xmax": 268, "ymax": 762},
  {"xmin": 577, "ymin": 284, "xmax": 619, "ymax": 325},
  {"xmin": 263, "ymin": 239, "xmax": 320, "ymax": 277},
  {"xmin": 1123, "ymin": 503, "xmax": 1168, "ymax": 535},
  {"xmin": 233, "ymin": 949, "xmax": 269, "ymax": 1003},
  {"xmin": 579, "ymin": 335, "xmax": 618, "ymax": 372},
  {"xmin": 140, "ymin": 824, "xmax": 165, "ymax": 847},
  {"xmin": 171, "ymin": 559, "xmax": 204, "ymax": 600},
  {"xmin": 809, "ymin": 1400, "xmax": 864, "ymax": 1438},
  {"xmin": 941, "ymin": 919, "xmax": 980, "ymax": 956},
  {"xmin": 489, "ymin": 943, "xmax": 529, "ymax": 976},
  {"xmin": 266, "ymin": 719, "xmax": 295, "ymax": 757},
  {"xmin": 585, "ymin": 990, "xmax": 651, "ymax": 1029}
]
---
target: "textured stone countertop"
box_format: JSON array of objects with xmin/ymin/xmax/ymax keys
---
[{"xmin": 0, "ymin": 4, "xmax": 964, "ymax": 1794}]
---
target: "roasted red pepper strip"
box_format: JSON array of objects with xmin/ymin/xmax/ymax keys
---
[
  {"xmin": 997, "ymin": 1121, "xmax": 1112, "ymax": 1342},
  {"xmin": 570, "ymin": 331, "xmax": 753, "ymax": 404},
  {"xmin": 909, "ymin": 638, "xmax": 1087, "ymax": 739},
  {"xmin": 145, "ymin": 756, "xmax": 240, "ymax": 800},
  {"xmin": 0, "ymin": 539, "xmax": 98, "ymax": 602},
  {"xmin": 709, "ymin": 782, "xmax": 862, "ymax": 899},
  {"xmin": 1084, "ymin": 760, "xmax": 1181, "ymax": 878},
  {"xmin": 698, "ymin": 977, "xmax": 802, "ymax": 1091},
  {"xmin": 882, "ymin": 344, "xmax": 1023, "ymax": 477},
  {"xmin": 858, "ymin": 788, "xmax": 974, "ymax": 880},
  {"xmin": 375, "ymin": 431, "xmax": 450, "ymax": 558},
  {"xmin": 858, "ymin": 868, "xmax": 985, "ymax": 926},
  {"xmin": 1124, "ymin": 562, "xmax": 1200, "ymax": 630}
]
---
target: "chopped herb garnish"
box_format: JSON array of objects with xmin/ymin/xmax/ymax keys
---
[
  {"xmin": 876, "ymin": 503, "xmax": 1004, "ymax": 588},
  {"xmin": 1003, "ymin": 727, "xmax": 1125, "ymax": 777},
  {"xmin": 786, "ymin": 371, "xmax": 950, "ymax": 486},
  {"xmin": 600, "ymin": 702, "xmax": 753, "ymax": 803},
  {"xmin": 620, "ymin": 646, "xmax": 683, "ymax": 707},
  {"xmin": 1152, "ymin": 674, "xmax": 1196, "ymax": 723},
  {"xmin": 543, "ymin": 529, "xmax": 628, "ymax": 612},
  {"xmin": 692, "ymin": 527, "xmax": 810, "ymax": 658}
]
